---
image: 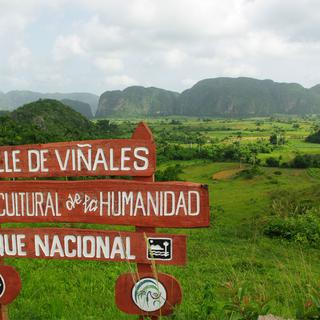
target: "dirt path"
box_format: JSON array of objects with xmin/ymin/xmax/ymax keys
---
[{"xmin": 212, "ymin": 167, "xmax": 244, "ymax": 180}]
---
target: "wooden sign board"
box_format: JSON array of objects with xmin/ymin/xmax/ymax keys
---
[
  {"xmin": 0, "ymin": 228, "xmax": 186, "ymax": 265},
  {"xmin": 115, "ymin": 272, "xmax": 182, "ymax": 316},
  {"xmin": 0, "ymin": 138, "xmax": 156, "ymax": 178},
  {"xmin": 0, "ymin": 265, "xmax": 22, "ymax": 305},
  {"xmin": 0, "ymin": 179, "xmax": 210, "ymax": 228}
]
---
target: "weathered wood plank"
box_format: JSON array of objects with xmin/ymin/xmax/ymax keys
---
[
  {"xmin": 0, "ymin": 179, "xmax": 210, "ymax": 227},
  {"xmin": 0, "ymin": 228, "xmax": 186, "ymax": 265},
  {"xmin": 0, "ymin": 139, "xmax": 156, "ymax": 178}
]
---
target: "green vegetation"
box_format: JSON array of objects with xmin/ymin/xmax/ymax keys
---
[
  {"xmin": 264, "ymin": 188, "xmax": 320, "ymax": 246},
  {"xmin": 306, "ymin": 129, "xmax": 320, "ymax": 143},
  {"xmin": 61, "ymin": 99, "xmax": 93, "ymax": 119},
  {"xmin": 96, "ymin": 77, "xmax": 320, "ymax": 118},
  {"xmin": 291, "ymin": 154, "xmax": 320, "ymax": 168},
  {"xmin": 96, "ymin": 86, "xmax": 179, "ymax": 117},
  {"xmin": 0, "ymin": 99, "xmax": 126, "ymax": 145},
  {"xmin": 1, "ymin": 103, "xmax": 320, "ymax": 319},
  {"xmin": 3, "ymin": 77, "xmax": 320, "ymax": 119}
]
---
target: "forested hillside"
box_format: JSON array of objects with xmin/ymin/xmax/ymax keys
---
[
  {"xmin": 96, "ymin": 86, "xmax": 179, "ymax": 117},
  {"xmin": 97, "ymin": 77, "xmax": 320, "ymax": 117},
  {"xmin": 0, "ymin": 90, "xmax": 99, "ymax": 114},
  {"xmin": 3, "ymin": 77, "xmax": 320, "ymax": 118},
  {"xmin": 61, "ymin": 99, "xmax": 94, "ymax": 118},
  {"xmin": 0, "ymin": 99, "xmax": 96, "ymax": 145},
  {"xmin": 178, "ymin": 77, "xmax": 320, "ymax": 116}
]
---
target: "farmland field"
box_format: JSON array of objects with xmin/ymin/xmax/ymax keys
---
[{"xmin": 4, "ymin": 116, "xmax": 320, "ymax": 319}]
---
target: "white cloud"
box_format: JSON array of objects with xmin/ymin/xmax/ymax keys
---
[
  {"xmin": 181, "ymin": 78, "xmax": 196, "ymax": 87},
  {"xmin": 103, "ymin": 75, "xmax": 138, "ymax": 88},
  {"xmin": 8, "ymin": 44, "xmax": 31, "ymax": 70},
  {"xmin": 53, "ymin": 34, "xmax": 86, "ymax": 61},
  {"xmin": 1, "ymin": 0, "xmax": 320, "ymax": 92},
  {"xmin": 163, "ymin": 49, "xmax": 188, "ymax": 68},
  {"xmin": 94, "ymin": 57, "xmax": 124, "ymax": 72}
]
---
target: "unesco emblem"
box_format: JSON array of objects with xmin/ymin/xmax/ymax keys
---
[{"xmin": 131, "ymin": 278, "xmax": 167, "ymax": 312}]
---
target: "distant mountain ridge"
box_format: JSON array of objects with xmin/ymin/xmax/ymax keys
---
[
  {"xmin": 61, "ymin": 99, "xmax": 94, "ymax": 119},
  {"xmin": 0, "ymin": 90, "xmax": 99, "ymax": 114},
  {"xmin": 96, "ymin": 77, "xmax": 320, "ymax": 117},
  {"xmin": 96, "ymin": 86, "xmax": 179, "ymax": 117},
  {"xmin": 178, "ymin": 77, "xmax": 320, "ymax": 116},
  {"xmin": 310, "ymin": 84, "xmax": 320, "ymax": 95},
  {"xmin": 3, "ymin": 77, "xmax": 320, "ymax": 118}
]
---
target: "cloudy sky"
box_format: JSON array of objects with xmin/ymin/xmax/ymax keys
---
[{"xmin": 1, "ymin": 0, "xmax": 320, "ymax": 94}]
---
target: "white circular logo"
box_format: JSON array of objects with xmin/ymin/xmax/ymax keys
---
[{"xmin": 131, "ymin": 277, "xmax": 167, "ymax": 312}]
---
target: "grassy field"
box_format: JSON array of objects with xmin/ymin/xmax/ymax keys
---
[
  {"xmin": 113, "ymin": 116, "xmax": 320, "ymax": 164},
  {"xmin": 4, "ymin": 117, "xmax": 320, "ymax": 319}
]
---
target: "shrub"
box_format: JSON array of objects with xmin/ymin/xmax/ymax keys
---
[
  {"xmin": 238, "ymin": 165, "xmax": 263, "ymax": 179},
  {"xmin": 155, "ymin": 164, "xmax": 184, "ymax": 181},
  {"xmin": 265, "ymin": 157, "xmax": 280, "ymax": 167},
  {"xmin": 222, "ymin": 282, "xmax": 270, "ymax": 319},
  {"xmin": 306, "ymin": 129, "xmax": 320, "ymax": 143},
  {"xmin": 291, "ymin": 154, "xmax": 320, "ymax": 168},
  {"xmin": 264, "ymin": 208, "xmax": 320, "ymax": 246}
]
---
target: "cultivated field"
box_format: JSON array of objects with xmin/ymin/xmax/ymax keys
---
[{"xmin": 6, "ymin": 116, "xmax": 320, "ymax": 319}]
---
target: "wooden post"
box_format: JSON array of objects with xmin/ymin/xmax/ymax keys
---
[
  {"xmin": 132, "ymin": 122, "xmax": 158, "ymax": 320},
  {"xmin": 0, "ymin": 306, "xmax": 8, "ymax": 320},
  {"xmin": 0, "ymin": 227, "xmax": 8, "ymax": 320}
]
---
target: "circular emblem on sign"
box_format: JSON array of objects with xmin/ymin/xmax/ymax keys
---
[
  {"xmin": 0, "ymin": 275, "xmax": 6, "ymax": 298},
  {"xmin": 131, "ymin": 277, "xmax": 167, "ymax": 312}
]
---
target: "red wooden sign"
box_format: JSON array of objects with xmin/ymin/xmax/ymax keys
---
[
  {"xmin": 115, "ymin": 272, "xmax": 182, "ymax": 316},
  {"xmin": 0, "ymin": 179, "xmax": 210, "ymax": 228},
  {"xmin": 0, "ymin": 265, "xmax": 21, "ymax": 305},
  {"xmin": 0, "ymin": 138, "xmax": 156, "ymax": 178},
  {"xmin": 0, "ymin": 122, "xmax": 210, "ymax": 319},
  {"xmin": 0, "ymin": 228, "xmax": 186, "ymax": 265}
]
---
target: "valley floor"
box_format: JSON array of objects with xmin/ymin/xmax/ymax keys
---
[{"xmin": 6, "ymin": 161, "xmax": 320, "ymax": 319}]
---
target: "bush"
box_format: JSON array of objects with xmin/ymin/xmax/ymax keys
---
[
  {"xmin": 264, "ymin": 209, "xmax": 320, "ymax": 246},
  {"xmin": 306, "ymin": 129, "xmax": 320, "ymax": 143},
  {"xmin": 291, "ymin": 154, "xmax": 320, "ymax": 168},
  {"xmin": 155, "ymin": 164, "xmax": 184, "ymax": 181},
  {"xmin": 264, "ymin": 187, "xmax": 320, "ymax": 246},
  {"xmin": 265, "ymin": 157, "xmax": 280, "ymax": 167},
  {"xmin": 270, "ymin": 189, "xmax": 317, "ymax": 217},
  {"xmin": 238, "ymin": 165, "xmax": 263, "ymax": 179}
]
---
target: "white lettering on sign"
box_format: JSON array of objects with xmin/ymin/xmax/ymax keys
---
[
  {"xmin": 0, "ymin": 144, "xmax": 151, "ymax": 174},
  {"xmin": 0, "ymin": 234, "xmax": 27, "ymax": 256},
  {"xmin": 54, "ymin": 146, "xmax": 149, "ymax": 173},
  {"xmin": 134, "ymin": 147, "xmax": 149, "ymax": 170},
  {"xmin": 33, "ymin": 235, "xmax": 135, "ymax": 259},
  {"xmin": 98, "ymin": 191, "xmax": 200, "ymax": 217},
  {"xmin": 0, "ymin": 192, "xmax": 61, "ymax": 217},
  {"xmin": 0, "ymin": 190, "xmax": 200, "ymax": 218},
  {"xmin": 0, "ymin": 150, "xmax": 21, "ymax": 173},
  {"xmin": 27, "ymin": 150, "xmax": 49, "ymax": 173}
]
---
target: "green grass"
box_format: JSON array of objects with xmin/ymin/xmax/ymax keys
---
[
  {"xmin": 307, "ymin": 168, "xmax": 320, "ymax": 179},
  {"xmin": 4, "ymin": 116, "xmax": 320, "ymax": 319},
  {"xmin": 5, "ymin": 161, "xmax": 320, "ymax": 319}
]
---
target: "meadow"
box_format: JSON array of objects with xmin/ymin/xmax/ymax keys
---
[{"xmin": 5, "ymin": 116, "xmax": 320, "ymax": 319}]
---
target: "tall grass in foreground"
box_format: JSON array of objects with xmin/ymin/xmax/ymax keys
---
[{"xmin": 167, "ymin": 241, "xmax": 320, "ymax": 319}]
